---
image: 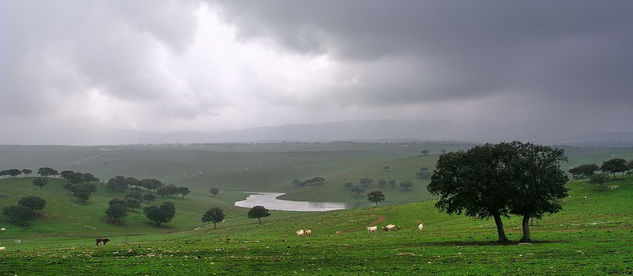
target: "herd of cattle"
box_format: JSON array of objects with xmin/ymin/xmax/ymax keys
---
[
  {"xmin": 366, "ymin": 222, "xmax": 424, "ymax": 233},
  {"xmin": 0, "ymin": 222, "xmax": 425, "ymax": 251}
]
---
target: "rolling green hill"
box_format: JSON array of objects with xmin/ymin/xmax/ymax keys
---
[{"xmin": 1, "ymin": 174, "xmax": 632, "ymax": 274}]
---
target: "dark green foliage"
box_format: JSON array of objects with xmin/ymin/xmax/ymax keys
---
[
  {"xmin": 201, "ymin": 207, "xmax": 225, "ymax": 229},
  {"xmin": 294, "ymin": 177, "xmax": 326, "ymax": 187},
  {"xmin": 416, "ymin": 166, "xmax": 431, "ymax": 179},
  {"xmin": 37, "ymin": 167, "xmax": 58, "ymax": 177},
  {"xmin": 106, "ymin": 203, "xmax": 127, "ymax": 225},
  {"xmin": 18, "ymin": 196, "xmax": 47, "ymax": 211},
  {"xmin": 569, "ymin": 164, "xmax": 599, "ymax": 179},
  {"xmin": 210, "ymin": 187, "xmax": 219, "ymax": 196},
  {"xmin": 420, "ymin": 150, "xmax": 430, "ymax": 155},
  {"xmin": 126, "ymin": 177, "xmax": 141, "ymax": 188},
  {"xmin": 21, "ymin": 169, "xmax": 32, "ymax": 175},
  {"xmin": 140, "ymin": 178, "xmax": 163, "ymax": 192},
  {"xmin": 157, "ymin": 184, "xmax": 179, "ymax": 197},
  {"xmin": 6, "ymin": 169, "xmax": 21, "ymax": 178},
  {"xmin": 506, "ymin": 142, "xmax": 569, "ymax": 242},
  {"xmin": 628, "ymin": 160, "xmax": 633, "ymax": 171},
  {"xmin": 350, "ymin": 185, "xmax": 365, "ymax": 198},
  {"xmin": 106, "ymin": 176, "xmax": 129, "ymax": 192},
  {"xmin": 60, "ymin": 170, "xmax": 74, "ymax": 179},
  {"xmin": 601, "ymin": 158, "xmax": 628, "ymax": 178},
  {"xmin": 126, "ymin": 191, "xmax": 143, "ymax": 201},
  {"xmin": 399, "ymin": 181, "xmax": 413, "ymax": 191},
  {"xmin": 367, "ymin": 191, "xmax": 385, "ymax": 206},
  {"xmin": 109, "ymin": 198, "xmax": 127, "ymax": 207},
  {"xmin": 2, "ymin": 205, "xmax": 35, "ymax": 226},
  {"xmin": 143, "ymin": 193, "xmax": 156, "ymax": 203},
  {"xmin": 71, "ymin": 183, "xmax": 97, "ymax": 203},
  {"xmin": 126, "ymin": 198, "xmax": 141, "ymax": 209},
  {"xmin": 247, "ymin": 205, "xmax": 270, "ymax": 223},
  {"xmin": 144, "ymin": 202, "xmax": 176, "ymax": 227},
  {"xmin": 33, "ymin": 177, "xmax": 47, "ymax": 189},
  {"xmin": 177, "ymin": 187, "xmax": 190, "ymax": 198},
  {"xmin": 359, "ymin": 178, "xmax": 372, "ymax": 188},
  {"xmin": 590, "ymin": 173, "xmax": 610, "ymax": 191},
  {"xmin": 428, "ymin": 143, "xmax": 517, "ymax": 243}
]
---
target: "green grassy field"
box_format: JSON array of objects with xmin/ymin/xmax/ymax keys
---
[
  {"xmin": 1, "ymin": 143, "xmax": 633, "ymax": 274},
  {"xmin": 1, "ymin": 174, "xmax": 632, "ymax": 274}
]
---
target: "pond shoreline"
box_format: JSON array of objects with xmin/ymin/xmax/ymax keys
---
[{"xmin": 234, "ymin": 192, "xmax": 348, "ymax": 212}]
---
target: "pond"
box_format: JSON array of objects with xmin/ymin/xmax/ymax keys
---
[{"xmin": 234, "ymin": 192, "xmax": 349, "ymax": 212}]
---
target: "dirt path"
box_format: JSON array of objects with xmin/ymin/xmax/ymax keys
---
[{"xmin": 366, "ymin": 214, "xmax": 387, "ymax": 227}]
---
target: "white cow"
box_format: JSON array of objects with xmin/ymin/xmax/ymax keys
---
[
  {"xmin": 367, "ymin": 226, "xmax": 378, "ymax": 233},
  {"xmin": 385, "ymin": 224, "xmax": 396, "ymax": 231},
  {"xmin": 417, "ymin": 223, "xmax": 424, "ymax": 231},
  {"xmin": 0, "ymin": 227, "xmax": 5, "ymax": 231},
  {"xmin": 0, "ymin": 247, "xmax": 5, "ymax": 251},
  {"xmin": 296, "ymin": 229, "xmax": 305, "ymax": 236}
]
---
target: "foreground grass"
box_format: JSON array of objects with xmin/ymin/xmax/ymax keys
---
[{"xmin": 1, "ymin": 175, "xmax": 632, "ymax": 274}]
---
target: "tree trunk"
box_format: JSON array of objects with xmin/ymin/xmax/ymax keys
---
[
  {"xmin": 375, "ymin": 202, "xmax": 378, "ymax": 206},
  {"xmin": 520, "ymin": 215, "xmax": 531, "ymax": 243},
  {"xmin": 258, "ymin": 217, "xmax": 262, "ymax": 223},
  {"xmin": 492, "ymin": 214, "xmax": 509, "ymax": 243},
  {"xmin": 213, "ymin": 223, "xmax": 217, "ymax": 229}
]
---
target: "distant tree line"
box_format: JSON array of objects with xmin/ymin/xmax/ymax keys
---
[
  {"xmin": 569, "ymin": 158, "xmax": 633, "ymax": 191},
  {"xmin": 292, "ymin": 176, "xmax": 326, "ymax": 187}
]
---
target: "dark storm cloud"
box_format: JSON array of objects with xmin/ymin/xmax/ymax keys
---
[{"xmin": 211, "ymin": 0, "xmax": 633, "ymax": 105}]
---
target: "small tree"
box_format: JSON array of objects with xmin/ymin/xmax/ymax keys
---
[
  {"xmin": 367, "ymin": 191, "xmax": 385, "ymax": 206},
  {"xmin": 601, "ymin": 158, "xmax": 628, "ymax": 179},
  {"xmin": 350, "ymin": 185, "xmax": 365, "ymax": 198},
  {"xmin": 3, "ymin": 205, "xmax": 35, "ymax": 226},
  {"xmin": 22, "ymin": 169, "xmax": 32, "ymax": 176},
  {"xmin": 33, "ymin": 178, "xmax": 48, "ymax": 190},
  {"xmin": 210, "ymin": 187, "xmax": 219, "ymax": 196},
  {"xmin": 568, "ymin": 164, "xmax": 599, "ymax": 179},
  {"xmin": 383, "ymin": 166, "xmax": 390, "ymax": 171},
  {"xmin": 6, "ymin": 169, "xmax": 21, "ymax": 178},
  {"xmin": 109, "ymin": 198, "xmax": 127, "ymax": 207},
  {"xmin": 143, "ymin": 193, "xmax": 156, "ymax": 203},
  {"xmin": 628, "ymin": 160, "xmax": 633, "ymax": 171},
  {"xmin": 126, "ymin": 191, "xmax": 143, "ymax": 201},
  {"xmin": 106, "ymin": 176, "xmax": 129, "ymax": 192},
  {"xmin": 157, "ymin": 184, "xmax": 178, "ymax": 197},
  {"xmin": 416, "ymin": 167, "xmax": 431, "ymax": 179},
  {"xmin": 292, "ymin": 179, "xmax": 301, "ymax": 187},
  {"xmin": 18, "ymin": 196, "xmax": 47, "ymax": 212},
  {"xmin": 420, "ymin": 150, "xmax": 430, "ymax": 156},
  {"xmin": 106, "ymin": 203, "xmax": 127, "ymax": 225},
  {"xmin": 248, "ymin": 205, "xmax": 270, "ymax": 223},
  {"xmin": 144, "ymin": 202, "xmax": 176, "ymax": 227},
  {"xmin": 590, "ymin": 173, "xmax": 610, "ymax": 191},
  {"xmin": 141, "ymin": 178, "xmax": 163, "ymax": 192},
  {"xmin": 359, "ymin": 178, "xmax": 373, "ymax": 188},
  {"xmin": 177, "ymin": 187, "xmax": 190, "ymax": 199},
  {"xmin": 399, "ymin": 181, "xmax": 413, "ymax": 191},
  {"xmin": 202, "ymin": 207, "xmax": 225, "ymax": 229},
  {"xmin": 71, "ymin": 183, "xmax": 97, "ymax": 203},
  {"xmin": 126, "ymin": 198, "xmax": 141, "ymax": 210},
  {"xmin": 38, "ymin": 167, "xmax": 58, "ymax": 178}
]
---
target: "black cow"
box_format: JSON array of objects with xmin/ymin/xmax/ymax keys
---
[{"xmin": 96, "ymin": 238, "xmax": 110, "ymax": 245}]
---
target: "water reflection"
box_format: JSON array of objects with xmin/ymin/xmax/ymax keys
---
[{"xmin": 234, "ymin": 192, "xmax": 348, "ymax": 212}]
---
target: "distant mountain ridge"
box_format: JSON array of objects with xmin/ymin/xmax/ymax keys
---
[{"xmin": 1, "ymin": 119, "xmax": 632, "ymax": 147}]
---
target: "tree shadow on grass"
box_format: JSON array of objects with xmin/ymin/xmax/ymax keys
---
[{"xmin": 405, "ymin": 240, "xmax": 567, "ymax": 247}]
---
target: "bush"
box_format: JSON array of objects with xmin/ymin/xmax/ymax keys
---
[
  {"xmin": 18, "ymin": 196, "xmax": 46, "ymax": 211},
  {"xmin": 3, "ymin": 205, "xmax": 35, "ymax": 226}
]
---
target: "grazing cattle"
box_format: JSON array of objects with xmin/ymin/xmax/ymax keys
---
[
  {"xmin": 385, "ymin": 224, "xmax": 396, "ymax": 231},
  {"xmin": 305, "ymin": 229, "xmax": 312, "ymax": 237},
  {"xmin": 396, "ymin": 226, "xmax": 402, "ymax": 231},
  {"xmin": 417, "ymin": 223, "xmax": 424, "ymax": 231},
  {"xmin": 296, "ymin": 229, "xmax": 305, "ymax": 236},
  {"xmin": 0, "ymin": 247, "xmax": 5, "ymax": 251},
  {"xmin": 96, "ymin": 238, "xmax": 110, "ymax": 245},
  {"xmin": 336, "ymin": 231, "xmax": 343, "ymax": 235},
  {"xmin": 367, "ymin": 226, "xmax": 378, "ymax": 233},
  {"xmin": 1, "ymin": 227, "xmax": 5, "ymax": 231}
]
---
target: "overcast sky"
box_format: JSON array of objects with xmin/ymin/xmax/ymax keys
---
[{"xmin": 1, "ymin": 1, "xmax": 632, "ymax": 144}]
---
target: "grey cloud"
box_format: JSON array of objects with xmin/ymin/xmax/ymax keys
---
[{"xmin": 211, "ymin": 0, "xmax": 633, "ymax": 106}]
